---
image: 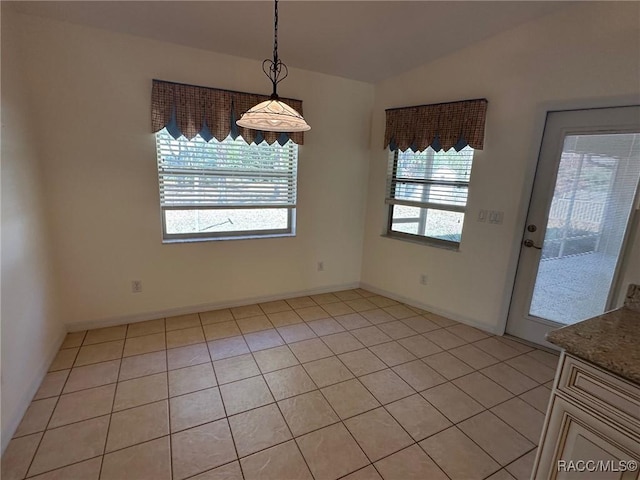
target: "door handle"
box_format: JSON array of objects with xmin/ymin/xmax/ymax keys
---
[{"xmin": 523, "ymin": 239, "xmax": 542, "ymax": 249}]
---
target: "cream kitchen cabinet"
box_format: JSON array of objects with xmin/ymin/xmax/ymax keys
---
[{"xmin": 532, "ymin": 353, "xmax": 640, "ymax": 480}]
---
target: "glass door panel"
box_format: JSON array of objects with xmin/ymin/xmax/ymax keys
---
[{"xmin": 529, "ymin": 133, "xmax": 640, "ymax": 325}]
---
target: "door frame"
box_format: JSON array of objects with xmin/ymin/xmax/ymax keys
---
[
  {"xmin": 507, "ymin": 106, "xmax": 640, "ymax": 345},
  {"xmin": 496, "ymin": 95, "xmax": 640, "ymax": 343}
]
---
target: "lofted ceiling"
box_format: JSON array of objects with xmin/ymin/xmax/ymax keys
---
[{"xmin": 8, "ymin": 1, "xmax": 573, "ymax": 83}]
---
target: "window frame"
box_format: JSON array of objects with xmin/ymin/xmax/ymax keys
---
[
  {"xmin": 161, "ymin": 206, "xmax": 296, "ymax": 242},
  {"xmin": 155, "ymin": 129, "xmax": 298, "ymax": 242},
  {"xmin": 385, "ymin": 147, "xmax": 473, "ymax": 249}
]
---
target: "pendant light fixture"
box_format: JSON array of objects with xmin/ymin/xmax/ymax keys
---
[{"xmin": 236, "ymin": 0, "xmax": 310, "ymax": 133}]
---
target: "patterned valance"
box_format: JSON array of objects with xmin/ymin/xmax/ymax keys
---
[
  {"xmin": 384, "ymin": 98, "xmax": 487, "ymax": 152},
  {"xmin": 151, "ymin": 79, "xmax": 305, "ymax": 145}
]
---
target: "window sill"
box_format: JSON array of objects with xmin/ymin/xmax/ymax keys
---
[
  {"xmin": 381, "ymin": 233, "xmax": 460, "ymax": 252},
  {"xmin": 163, "ymin": 233, "xmax": 296, "ymax": 244}
]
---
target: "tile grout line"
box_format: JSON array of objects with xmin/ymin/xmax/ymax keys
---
[
  {"xmin": 264, "ymin": 294, "xmax": 336, "ymax": 467},
  {"xmin": 180, "ymin": 458, "xmax": 240, "ymax": 480},
  {"xmin": 223, "ymin": 302, "xmax": 314, "ymax": 476},
  {"xmin": 307, "ymin": 357, "xmax": 384, "ymax": 478},
  {"xmin": 450, "ymin": 414, "xmax": 534, "ymax": 476},
  {"xmin": 506, "ymin": 445, "xmax": 540, "ymax": 478},
  {"xmin": 242, "ymin": 316, "xmax": 320, "ymax": 480},
  {"xmin": 22, "ymin": 331, "xmax": 85, "ymax": 479},
  {"xmin": 24, "ymin": 456, "xmax": 104, "ymax": 479},
  {"xmin": 199, "ymin": 311, "xmax": 246, "ymax": 480},
  {"xmin": 96, "ymin": 322, "xmax": 128, "ymax": 479},
  {"xmin": 351, "ymin": 368, "xmax": 452, "ymax": 480},
  {"xmin": 439, "ymin": 424, "xmax": 504, "ymax": 479},
  {"xmin": 473, "ymin": 354, "xmax": 556, "ymax": 392},
  {"xmin": 160, "ymin": 317, "xmax": 176, "ymax": 480}
]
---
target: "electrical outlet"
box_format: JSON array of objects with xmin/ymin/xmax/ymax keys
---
[
  {"xmin": 420, "ymin": 274, "xmax": 428, "ymax": 285},
  {"xmin": 317, "ymin": 261, "xmax": 324, "ymax": 272},
  {"xmin": 131, "ymin": 280, "xmax": 142, "ymax": 293}
]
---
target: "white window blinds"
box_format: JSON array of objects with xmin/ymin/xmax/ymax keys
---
[
  {"xmin": 156, "ymin": 129, "xmax": 298, "ymax": 209},
  {"xmin": 386, "ymin": 146, "xmax": 474, "ymax": 213}
]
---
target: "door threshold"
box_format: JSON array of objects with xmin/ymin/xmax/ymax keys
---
[{"xmin": 501, "ymin": 333, "xmax": 561, "ymax": 354}]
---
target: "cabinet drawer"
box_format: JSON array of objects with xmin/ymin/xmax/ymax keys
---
[{"xmin": 557, "ymin": 355, "xmax": 640, "ymax": 434}]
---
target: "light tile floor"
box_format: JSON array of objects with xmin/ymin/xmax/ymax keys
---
[{"xmin": 2, "ymin": 289, "xmax": 559, "ymax": 480}]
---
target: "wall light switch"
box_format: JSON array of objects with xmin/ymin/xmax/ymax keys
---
[
  {"xmin": 488, "ymin": 210, "xmax": 504, "ymax": 224},
  {"xmin": 131, "ymin": 280, "xmax": 142, "ymax": 293},
  {"xmin": 478, "ymin": 210, "xmax": 487, "ymax": 222}
]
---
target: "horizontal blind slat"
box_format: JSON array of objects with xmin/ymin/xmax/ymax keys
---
[
  {"xmin": 162, "ymin": 204, "xmax": 298, "ymax": 210},
  {"xmin": 156, "ymin": 129, "xmax": 298, "ymax": 209},
  {"xmin": 387, "ymin": 146, "xmax": 473, "ymax": 212},
  {"xmin": 385, "ymin": 198, "xmax": 467, "ymax": 213}
]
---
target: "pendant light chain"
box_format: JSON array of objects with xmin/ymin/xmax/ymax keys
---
[
  {"xmin": 263, "ymin": 0, "xmax": 288, "ymax": 99},
  {"xmin": 273, "ymin": 0, "xmax": 279, "ymax": 66}
]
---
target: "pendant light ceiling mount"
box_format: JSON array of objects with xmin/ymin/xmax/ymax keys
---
[{"xmin": 236, "ymin": 0, "xmax": 311, "ymax": 133}]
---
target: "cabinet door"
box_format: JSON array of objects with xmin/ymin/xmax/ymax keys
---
[{"xmin": 534, "ymin": 396, "xmax": 639, "ymax": 480}]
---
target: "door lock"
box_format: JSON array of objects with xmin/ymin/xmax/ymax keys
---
[
  {"xmin": 523, "ymin": 239, "xmax": 542, "ymax": 249},
  {"xmin": 527, "ymin": 224, "xmax": 537, "ymax": 232}
]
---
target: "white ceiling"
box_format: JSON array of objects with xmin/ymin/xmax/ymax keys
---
[{"xmin": 9, "ymin": 1, "xmax": 573, "ymax": 83}]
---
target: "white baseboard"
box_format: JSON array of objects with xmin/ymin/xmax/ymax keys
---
[
  {"xmin": 358, "ymin": 282, "xmax": 503, "ymax": 335},
  {"xmin": 1, "ymin": 328, "xmax": 67, "ymax": 455},
  {"xmin": 66, "ymin": 282, "xmax": 361, "ymax": 332}
]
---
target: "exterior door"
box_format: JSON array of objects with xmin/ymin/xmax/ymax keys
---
[{"xmin": 506, "ymin": 106, "xmax": 640, "ymax": 347}]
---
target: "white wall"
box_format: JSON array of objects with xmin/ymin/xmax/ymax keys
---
[
  {"xmin": 13, "ymin": 13, "xmax": 373, "ymax": 328},
  {"xmin": 617, "ymin": 199, "xmax": 640, "ymax": 306},
  {"xmin": 1, "ymin": 8, "xmax": 65, "ymax": 451},
  {"xmin": 361, "ymin": 2, "xmax": 640, "ymax": 332}
]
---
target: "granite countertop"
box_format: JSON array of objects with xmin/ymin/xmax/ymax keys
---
[{"xmin": 546, "ymin": 284, "xmax": 640, "ymax": 385}]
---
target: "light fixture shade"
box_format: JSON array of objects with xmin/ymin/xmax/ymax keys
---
[{"xmin": 237, "ymin": 99, "xmax": 311, "ymax": 132}]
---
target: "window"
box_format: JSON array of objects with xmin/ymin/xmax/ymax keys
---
[
  {"xmin": 156, "ymin": 128, "xmax": 298, "ymax": 241},
  {"xmin": 386, "ymin": 146, "xmax": 474, "ymax": 247}
]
